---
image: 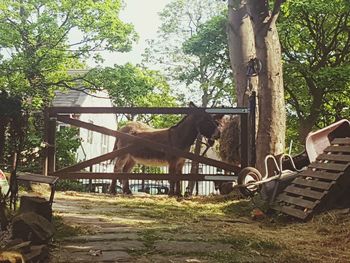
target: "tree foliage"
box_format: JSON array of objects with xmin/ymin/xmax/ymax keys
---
[
  {"xmin": 226, "ymin": 0, "xmax": 286, "ymax": 170},
  {"xmin": 0, "ymin": 0, "xmax": 137, "ymax": 169},
  {"xmin": 143, "ymin": 0, "xmax": 233, "ymax": 107},
  {"xmin": 279, "ymin": 0, "xmax": 350, "ymax": 144},
  {"xmin": 56, "ymin": 127, "xmax": 81, "ymax": 170},
  {"xmin": 87, "ymin": 63, "xmax": 180, "ymax": 128},
  {"xmin": 182, "ymin": 13, "xmax": 234, "ymax": 106},
  {"xmin": 0, "ymin": 0, "xmax": 137, "ymax": 108},
  {"xmin": 0, "ymin": 91, "xmax": 25, "ymax": 165}
]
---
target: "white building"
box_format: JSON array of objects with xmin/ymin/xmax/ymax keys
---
[{"xmin": 52, "ymin": 89, "xmax": 117, "ymax": 173}]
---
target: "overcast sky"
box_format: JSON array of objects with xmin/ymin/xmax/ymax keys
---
[{"xmin": 87, "ymin": 0, "xmax": 172, "ymax": 67}]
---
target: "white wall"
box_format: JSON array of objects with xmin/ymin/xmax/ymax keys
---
[{"xmin": 76, "ymin": 91, "xmax": 117, "ymax": 172}]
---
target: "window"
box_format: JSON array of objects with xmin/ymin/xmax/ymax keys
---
[
  {"xmin": 101, "ymin": 134, "xmax": 109, "ymax": 154},
  {"xmin": 87, "ymin": 121, "xmax": 93, "ymax": 144},
  {"xmin": 58, "ymin": 124, "xmax": 69, "ymax": 132}
]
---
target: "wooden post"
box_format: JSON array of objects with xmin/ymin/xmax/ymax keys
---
[
  {"xmin": 89, "ymin": 166, "xmax": 93, "ymax": 192},
  {"xmin": 47, "ymin": 117, "xmax": 57, "ymax": 175},
  {"xmin": 141, "ymin": 166, "xmax": 145, "ymax": 191}
]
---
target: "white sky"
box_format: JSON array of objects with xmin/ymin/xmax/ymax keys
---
[{"xmin": 87, "ymin": 0, "xmax": 172, "ymax": 67}]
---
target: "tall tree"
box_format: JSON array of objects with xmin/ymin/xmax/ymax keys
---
[
  {"xmin": 143, "ymin": 0, "xmax": 232, "ymax": 108},
  {"xmin": 279, "ymin": 0, "xmax": 350, "ymax": 143},
  {"xmin": 182, "ymin": 14, "xmax": 234, "ymax": 106},
  {"xmin": 87, "ymin": 63, "xmax": 180, "ymax": 127},
  {"xmin": 227, "ymin": 0, "xmax": 286, "ymax": 170},
  {"xmin": 0, "ymin": 0, "xmax": 136, "ymax": 168},
  {"xmin": 0, "ymin": 0, "xmax": 137, "ymax": 108},
  {"xmin": 144, "ymin": 1, "xmax": 235, "ymax": 194}
]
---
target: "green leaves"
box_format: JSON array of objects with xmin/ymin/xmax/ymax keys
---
[
  {"xmin": 280, "ymin": 0, "xmax": 350, "ymax": 142},
  {"xmin": 144, "ymin": 0, "xmax": 233, "ymax": 107},
  {"xmin": 56, "ymin": 127, "xmax": 82, "ymax": 170},
  {"xmin": 87, "ymin": 63, "xmax": 158, "ymax": 106},
  {"xmin": 0, "ymin": 0, "xmax": 137, "ymax": 109},
  {"xmin": 86, "ymin": 63, "xmax": 180, "ymax": 127},
  {"xmin": 181, "ymin": 12, "xmax": 234, "ymax": 106}
]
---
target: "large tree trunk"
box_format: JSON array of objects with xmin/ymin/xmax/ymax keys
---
[
  {"xmin": 227, "ymin": 0, "xmax": 257, "ymax": 107},
  {"xmin": 247, "ymin": 0, "xmax": 286, "ymax": 171},
  {"xmin": 248, "ymin": 0, "xmax": 286, "ymax": 171},
  {"xmin": 223, "ymin": 0, "xmax": 259, "ymax": 167},
  {"xmin": 226, "ymin": 0, "xmax": 286, "ymax": 172}
]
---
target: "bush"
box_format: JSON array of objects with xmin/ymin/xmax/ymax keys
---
[{"xmin": 55, "ymin": 179, "xmax": 86, "ymax": 192}]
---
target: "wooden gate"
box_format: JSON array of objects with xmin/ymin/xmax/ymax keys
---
[{"xmin": 44, "ymin": 99, "xmax": 256, "ymax": 183}]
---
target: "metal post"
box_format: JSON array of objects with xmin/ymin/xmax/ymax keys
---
[
  {"xmin": 248, "ymin": 91, "xmax": 257, "ymax": 167},
  {"xmin": 240, "ymin": 114, "xmax": 249, "ymax": 168},
  {"xmin": 43, "ymin": 110, "xmax": 49, "ymax": 176}
]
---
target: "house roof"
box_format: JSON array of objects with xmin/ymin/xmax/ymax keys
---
[
  {"xmin": 52, "ymin": 69, "xmax": 94, "ymax": 107},
  {"xmin": 52, "ymin": 89, "xmax": 88, "ymax": 107}
]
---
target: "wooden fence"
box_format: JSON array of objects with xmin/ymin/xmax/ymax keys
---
[{"xmin": 44, "ymin": 96, "xmax": 256, "ymax": 183}]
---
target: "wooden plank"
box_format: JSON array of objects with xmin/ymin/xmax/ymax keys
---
[
  {"xmin": 277, "ymin": 193, "xmax": 318, "ymax": 209},
  {"xmin": 56, "ymin": 115, "xmax": 240, "ymax": 173},
  {"xmin": 17, "ymin": 172, "xmax": 58, "ymax": 185},
  {"xmin": 292, "ymin": 178, "xmax": 333, "ymax": 190},
  {"xmin": 53, "ymin": 145, "xmax": 138, "ymax": 174},
  {"xmin": 48, "ymin": 106, "xmax": 249, "ymax": 116},
  {"xmin": 274, "ymin": 205, "xmax": 310, "ymax": 220},
  {"xmin": 284, "ymin": 185, "xmax": 326, "ymax": 199},
  {"xmin": 324, "ymin": 146, "xmax": 350, "ymax": 153},
  {"xmin": 317, "ymin": 153, "xmax": 350, "ymax": 162},
  {"xmin": 54, "ymin": 172, "xmax": 227, "ymax": 181},
  {"xmin": 300, "ymin": 170, "xmax": 341, "ymax": 180},
  {"xmin": 308, "ymin": 162, "xmax": 348, "ymax": 172},
  {"xmin": 331, "ymin": 138, "xmax": 350, "ymax": 145}
]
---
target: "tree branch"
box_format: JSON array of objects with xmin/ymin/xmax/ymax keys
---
[
  {"xmin": 285, "ymin": 84, "xmax": 304, "ymax": 120},
  {"xmin": 267, "ymin": 0, "xmax": 286, "ymax": 28}
]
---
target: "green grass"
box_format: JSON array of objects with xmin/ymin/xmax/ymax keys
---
[
  {"xmin": 52, "ymin": 215, "xmax": 90, "ymax": 240},
  {"xmin": 52, "ymin": 191, "xmax": 350, "ymax": 262}
]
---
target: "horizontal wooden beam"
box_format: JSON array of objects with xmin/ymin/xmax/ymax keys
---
[
  {"xmin": 54, "ymin": 172, "xmax": 237, "ymax": 181},
  {"xmin": 48, "ymin": 106, "xmax": 249, "ymax": 116},
  {"xmin": 56, "ymin": 115, "xmax": 240, "ymax": 173},
  {"xmin": 53, "ymin": 145, "xmax": 138, "ymax": 174},
  {"xmin": 17, "ymin": 172, "xmax": 58, "ymax": 185}
]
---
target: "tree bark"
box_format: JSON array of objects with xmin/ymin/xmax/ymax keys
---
[
  {"xmin": 247, "ymin": 0, "xmax": 286, "ymax": 171},
  {"xmin": 227, "ymin": 0, "xmax": 257, "ymax": 107},
  {"xmin": 298, "ymin": 78, "xmax": 323, "ymax": 143},
  {"xmin": 225, "ymin": 0, "xmax": 259, "ymax": 168},
  {"xmin": 226, "ymin": 0, "xmax": 286, "ymax": 172},
  {"xmin": 299, "ymin": 107, "xmax": 321, "ymax": 143}
]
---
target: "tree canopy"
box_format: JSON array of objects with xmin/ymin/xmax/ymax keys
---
[
  {"xmin": 0, "ymin": 0, "xmax": 138, "ymax": 168},
  {"xmin": 182, "ymin": 13, "xmax": 234, "ymax": 106},
  {"xmin": 143, "ymin": 0, "xmax": 233, "ymax": 107},
  {"xmin": 279, "ymin": 0, "xmax": 350, "ymax": 144},
  {"xmin": 87, "ymin": 63, "xmax": 180, "ymax": 127},
  {"xmin": 0, "ymin": 0, "xmax": 137, "ymax": 108}
]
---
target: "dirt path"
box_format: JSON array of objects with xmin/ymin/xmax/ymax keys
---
[
  {"xmin": 49, "ymin": 192, "xmax": 238, "ymax": 263},
  {"xmin": 49, "ymin": 191, "xmax": 350, "ymax": 263}
]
